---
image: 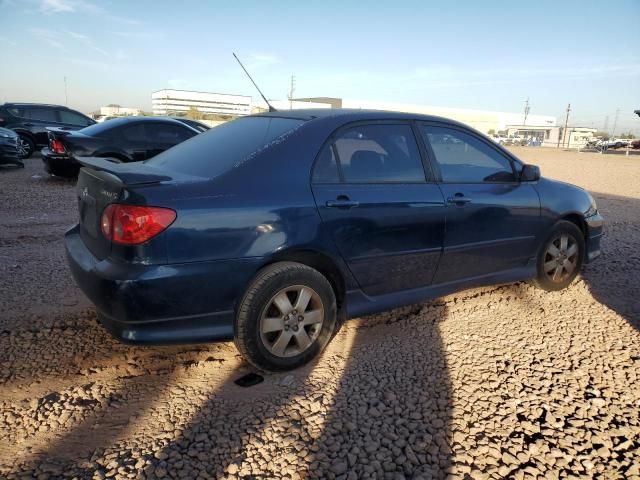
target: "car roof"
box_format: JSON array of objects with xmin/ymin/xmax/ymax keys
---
[
  {"xmin": 2, "ymin": 102, "xmax": 70, "ymax": 109},
  {"xmin": 251, "ymin": 108, "xmax": 472, "ymax": 128}
]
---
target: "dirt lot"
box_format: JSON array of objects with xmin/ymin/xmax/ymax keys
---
[{"xmin": 1, "ymin": 148, "xmax": 639, "ymax": 479}]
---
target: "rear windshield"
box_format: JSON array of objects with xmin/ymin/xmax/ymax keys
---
[
  {"xmin": 79, "ymin": 118, "xmax": 131, "ymax": 136},
  {"xmin": 145, "ymin": 116, "xmax": 305, "ymax": 177}
]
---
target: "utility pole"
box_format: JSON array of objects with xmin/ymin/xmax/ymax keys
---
[
  {"xmin": 611, "ymin": 108, "xmax": 620, "ymax": 138},
  {"xmin": 523, "ymin": 97, "xmax": 530, "ymax": 125},
  {"xmin": 64, "ymin": 76, "xmax": 68, "ymax": 106},
  {"xmin": 603, "ymin": 116, "xmax": 609, "ymax": 135},
  {"xmin": 288, "ymin": 75, "xmax": 296, "ymax": 110},
  {"xmin": 558, "ymin": 103, "xmax": 571, "ymax": 148}
]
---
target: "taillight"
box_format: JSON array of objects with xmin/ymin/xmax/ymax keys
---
[
  {"xmin": 50, "ymin": 138, "xmax": 66, "ymax": 154},
  {"xmin": 100, "ymin": 204, "xmax": 176, "ymax": 245}
]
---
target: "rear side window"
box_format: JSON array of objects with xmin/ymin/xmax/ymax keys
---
[
  {"xmin": 146, "ymin": 123, "xmax": 194, "ymax": 143},
  {"xmin": 147, "ymin": 117, "xmax": 304, "ymax": 177},
  {"xmin": 120, "ymin": 124, "xmax": 147, "ymax": 142},
  {"xmin": 25, "ymin": 108, "xmax": 58, "ymax": 122},
  {"xmin": 312, "ymin": 145, "xmax": 340, "ymax": 183},
  {"xmin": 332, "ymin": 124, "xmax": 425, "ymax": 183},
  {"xmin": 420, "ymin": 125, "xmax": 516, "ymax": 183}
]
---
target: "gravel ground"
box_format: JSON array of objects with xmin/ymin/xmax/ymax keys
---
[{"xmin": 1, "ymin": 149, "xmax": 639, "ymax": 479}]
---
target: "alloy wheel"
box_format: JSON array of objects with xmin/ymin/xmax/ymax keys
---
[
  {"xmin": 259, "ymin": 285, "xmax": 324, "ymax": 358},
  {"xmin": 17, "ymin": 137, "xmax": 31, "ymax": 158},
  {"xmin": 543, "ymin": 233, "xmax": 579, "ymax": 283}
]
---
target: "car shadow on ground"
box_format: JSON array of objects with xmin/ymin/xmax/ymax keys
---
[
  {"xmin": 9, "ymin": 303, "xmax": 453, "ymax": 479},
  {"xmin": 580, "ymin": 192, "xmax": 640, "ymax": 330}
]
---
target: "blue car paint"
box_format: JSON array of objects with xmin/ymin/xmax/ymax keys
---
[{"xmin": 64, "ymin": 109, "xmax": 603, "ymax": 344}]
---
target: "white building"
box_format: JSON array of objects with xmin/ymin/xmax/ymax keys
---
[
  {"xmin": 152, "ymin": 89, "xmax": 252, "ymax": 117},
  {"xmin": 100, "ymin": 105, "xmax": 141, "ymax": 116},
  {"xmin": 287, "ymin": 97, "xmax": 556, "ymax": 134}
]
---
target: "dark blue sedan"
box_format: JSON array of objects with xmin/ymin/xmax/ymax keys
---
[{"xmin": 65, "ymin": 109, "xmax": 604, "ymax": 371}]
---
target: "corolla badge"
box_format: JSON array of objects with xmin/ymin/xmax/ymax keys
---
[
  {"xmin": 100, "ymin": 189, "xmax": 119, "ymax": 200},
  {"xmin": 80, "ymin": 187, "xmax": 89, "ymax": 198}
]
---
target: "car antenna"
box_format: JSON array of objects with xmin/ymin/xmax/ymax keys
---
[{"xmin": 233, "ymin": 52, "xmax": 277, "ymax": 112}]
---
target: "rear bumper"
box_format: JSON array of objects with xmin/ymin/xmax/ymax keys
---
[
  {"xmin": 42, "ymin": 148, "xmax": 80, "ymax": 176},
  {"xmin": 585, "ymin": 212, "xmax": 604, "ymax": 263},
  {"xmin": 64, "ymin": 225, "xmax": 264, "ymax": 344}
]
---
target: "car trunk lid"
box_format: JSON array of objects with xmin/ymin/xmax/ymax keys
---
[{"xmin": 75, "ymin": 157, "xmax": 184, "ymax": 260}]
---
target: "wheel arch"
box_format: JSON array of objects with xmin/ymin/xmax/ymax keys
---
[
  {"xmin": 559, "ymin": 212, "xmax": 588, "ymax": 240},
  {"xmin": 267, "ymin": 248, "xmax": 347, "ymax": 312},
  {"xmin": 13, "ymin": 129, "xmax": 36, "ymax": 142},
  {"xmin": 94, "ymin": 149, "xmax": 131, "ymax": 162}
]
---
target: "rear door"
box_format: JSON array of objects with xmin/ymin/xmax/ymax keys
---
[
  {"xmin": 22, "ymin": 106, "xmax": 60, "ymax": 145},
  {"xmin": 418, "ymin": 123, "xmax": 541, "ymax": 284},
  {"xmin": 311, "ymin": 121, "xmax": 446, "ymax": 296}
]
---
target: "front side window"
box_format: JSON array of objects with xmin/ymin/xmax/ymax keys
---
[
  {"xmin": 59, "ymin": 109, "xmax": 91, "ymax": 126},
  {"xmin": 120, "ymin": 124, "xmax": 147, "ymax": 142},
  {"xmin": 420, "ymin": 125, "xmax": 516, "ymax": 183},
  {"xmin": 332, "ymin": 124, "xmax": 425, "ymax": 183}
]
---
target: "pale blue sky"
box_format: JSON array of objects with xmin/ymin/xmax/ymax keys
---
[{"xmin": 1, "ymin": 0, "xmax": 639, "ymax": 133}]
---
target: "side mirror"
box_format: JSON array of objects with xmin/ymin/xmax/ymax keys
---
[{"xmin": 520, "ymin": 164, "xmax": 540, "ymax": 182}]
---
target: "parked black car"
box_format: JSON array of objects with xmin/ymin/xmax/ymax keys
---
[
  {"xmin": 65, "ymin": 109, "xmax": 604, "ymax": 371},
  {"xmin": 41, "ymin": 116, "xmax": 200, "ymax": 177},
  {"xmin": 0, "ymin": 103, "xmax": 96, "ymax": 159},
  {"xmin": 0, "ymin": 127, "xmax": 23, "ymax": 168}
]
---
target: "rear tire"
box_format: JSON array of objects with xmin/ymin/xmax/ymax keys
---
[
  {"xmin": 17, "ymin": 135, "xmax": 35, "ymax": 159},
  {"xmin": 234, "ymin": 262, "xmax": 337, "ymax": 372},
  {"xmin": 532, "ymin": 220, "xmax": 585, "ymax": 291}
]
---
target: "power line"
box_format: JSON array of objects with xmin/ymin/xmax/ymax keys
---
[
  {"xmin": 611, "ymin": 108, "xmax": 620, "ymax": 137},
  {"xmin": 288, "ymin": 75, "xmax": 296, "ymax": 110},
  {"xmin": 523, "ymin": 97, "xmax": 530, "ymax": 125}
]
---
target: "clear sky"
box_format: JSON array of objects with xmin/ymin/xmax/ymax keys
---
[{"xmin": 1, "ymin": 0, "xmax": 639, "ymax": 133}]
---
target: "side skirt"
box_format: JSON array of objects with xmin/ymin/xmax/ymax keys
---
[{"xmin": 345, "ymin": 261, "xmax": 536, "ymax": 319}]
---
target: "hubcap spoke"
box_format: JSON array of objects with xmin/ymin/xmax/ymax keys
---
[
  {"xmin": 560, "ymin": 235, "xmax": 568, "ymax": 251},
  {"xmin": 261, "ymin": 316, "xmax": 284, "ymax": 333},
  {"xmin": 563, "ymin": 259, "xmax": 575, "ymax": 274},
  {"xmin": 553, "ymin": 264, "xmax": 564, "ymax": 281},
  {"xmin": 273, "ymin": 292, "xmax": 293, "ymax": 315},
  {"xmin": 566, "ymin": 244, "xmax": 578, "ymax": 257},
  {"xmin": 547, "ymin": 244, "xmax": 560, "ymax": 256},
  {"xmin": 294, "ymin": 328, "xmax": 312, "ymax": 351},
  {"xmin": 544, "ymin": 260, "xmax": 557, "ymax": 273},
  {"xmin": 271, "ymin": 331, "xmax": 293, "ymax": 356},
  {"xmin": 301, "ymin": 309, "xmax": 323, "ymax": 326},
  {"xmin": 294, "ymin": 287, "xmax": 312, "ymax": 313}
]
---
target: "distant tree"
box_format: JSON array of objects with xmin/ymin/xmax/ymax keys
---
[
  {"xmin": 619, "ymin": 132, "xmax": 635, "ymax": 139},
  {"xmin": 186, "ymin": 107, "xmax": 203, "ymax": 120},
  {"xmin": 594, "ymin": 131, "xmax": 610, "ymax": 139},
  {"xmin": 106, "ymin": 103, "xmax": 121, "ymax": 108},
  {"xmin": 497, "ymin": 130, "xmax": 507, "ymax": 136},
  {"xmin": 487, "ymin": 129, "xmax": 496, "ymax": 135}
]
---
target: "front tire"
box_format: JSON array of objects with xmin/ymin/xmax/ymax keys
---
[
  {"xmin": 532, "ymin": 220, "xmax": 585, "ymax": 291},
  {"xmin": 234, "ymin": 262, "xmax": 337, "ymax": 372}
]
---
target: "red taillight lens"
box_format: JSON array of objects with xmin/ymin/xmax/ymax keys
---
[
  {"xmin": 100, "ymin": 204, "xmax": 176, "ymax": 245},
  {"xmin": 50, "ymin": 139, "xmax": 66, "ymax": 154}
]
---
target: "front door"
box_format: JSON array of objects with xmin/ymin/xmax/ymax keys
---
[
  {"xmin": 311, "ymin": 122, "xmax": 446, "ymax": 296},
  {"xmin": 418, "ymin": 123, "xmax": 541, "ymax": 284}
]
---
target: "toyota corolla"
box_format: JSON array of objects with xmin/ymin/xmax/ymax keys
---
[{"xmin": 65, "ymin": 109, "xmax": 603, "ymax": 371}]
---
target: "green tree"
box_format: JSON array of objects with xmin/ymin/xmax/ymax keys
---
[
  {"xmin": 186, "ymin": 107, "xmax": 203, "ymax": 120},
  {"xmin": 487, "ymin": 129, "xmax": 496, "ymax": 135}
]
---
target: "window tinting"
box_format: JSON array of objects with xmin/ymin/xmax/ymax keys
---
[
  {"xmin": 333, "ymin": 124, "xmax": 425, "ymax": 183},
  {"xmin": 147, "ymin": 123, "xmax": 194, "ymax": 143},
  {"xmin": 146, "ymin": 117, "xmax": 304, "ymax": 177},
  {"xmin": 26, "ymin": 108, "xmax": 58, "ymax": 122},
  {"xmin": 59, "ymin": 109, "xmax": 91, "ymax": 126},
  {"xmin": 312, "ymin": 145, "xmax": 340, "ymax": 183},
  {"xmin": 121, "ymin": 124, "xmax": 147, "ymax": 142},
  {"xmin": 421, "ymin": 125, "xmax": 516, "ymax": 183}
]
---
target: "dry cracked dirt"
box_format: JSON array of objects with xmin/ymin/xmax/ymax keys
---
[{"xmin": 1, "ymin": 148, "xmax": 639, "ymax": 480}]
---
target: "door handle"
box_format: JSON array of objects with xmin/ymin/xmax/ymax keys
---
[
  {"xmin": 447, "ymin": 195, "xmax": 472, "ymax": 205},
  {"xmin": 326, "ymin": 198, "xmax": 359, "ymax": 209}
]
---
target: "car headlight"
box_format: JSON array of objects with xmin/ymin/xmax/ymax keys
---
[{"xmin": 585, "ymin": 194, "xmax": 598, "ymax": 217}]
